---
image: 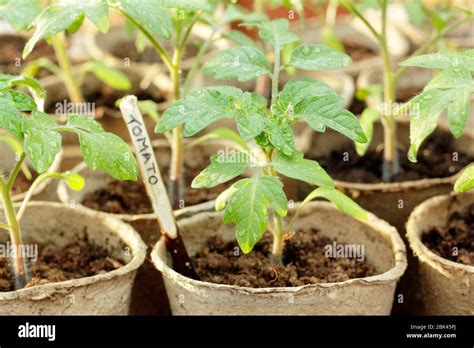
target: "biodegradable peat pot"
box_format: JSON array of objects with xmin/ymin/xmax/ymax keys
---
[
  {"xmin": 41, "ymin": 69, "xmax": 168, "ymax": 144},
  {"xmin": 57, "ymin": 139, "xmax": 239, "ymax": 315},
  {"xmin": 151, "ymin": 201, "xmax": 407, "ymax": 315},
  {"xmin": 0, "ymin": 138, "xmax": 62, "ymax": 203},
  {"xmin": 295, "ymin": 19, "xmax": 409, "ymax": 76},
  {"xmin": 0, "ymin": 202, "xmax": 146, "ymax": 315},
  {"xmin": 299, "ymin": 120, "xmax": 474, "ymax": 234},
  {"xmin": 406, "ymin": 191, "xmax": 474, "ymax": 315}
]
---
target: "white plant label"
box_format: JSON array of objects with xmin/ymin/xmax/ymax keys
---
[{"xmin": 120, "ymin": 95, "xmax": 177, "ymax": 239}]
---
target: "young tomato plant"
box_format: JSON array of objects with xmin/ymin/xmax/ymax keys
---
[
  {"xmin": 11, "ymin": 0, "xmax": 131, "ymax": 104},
  {"xmin": 341, "ymin": 0, "xmax": 472, "ymax": 182},
  {"xmin": 0, "ymin": 74, "xmax": 138, "ymax": 289},
  {"xmin": 108, "ymin": 0, "xmax": 265, "ymax": 208},
  {"xmin": 157, "ymin": 19, "xmax": 368, "ymax": 262}
]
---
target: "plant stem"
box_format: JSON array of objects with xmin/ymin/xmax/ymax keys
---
[
  {"xmin": 168, "ymin": 41, "xmax": 185, "ymax": 209},
  {"xmin": 1, "ymin": 155, "xmax": 28, "ymax": 288},
  {"xmin": 268, "ymin": 44, "xmax": 286, "ymax": 264},
  {"xmin": 51, "ymin": 33, "xmax": 84, "ymax": 104},
  {"xmin": 379, "ymin": 0, "xmax": 399, "ymax": 182}
]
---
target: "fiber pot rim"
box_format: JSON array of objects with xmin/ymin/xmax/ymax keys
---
[
  {"xmin": 406, "ymin": 191, "xmax": 474, "ymax": 273},
  {"xmin": 0, "ymin": 201, "xmax": 147, "ymax": 301},
  {"xmin": 151, "ymin": 201, "xmax": 407, "ymax": 295},
  {"xmin": 319, "ymin": 119, "xmax": 473, "ymax": 193}
]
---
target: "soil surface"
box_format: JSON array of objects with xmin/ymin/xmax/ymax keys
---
[
  {"xmin": 0, "ymin": 36, "xmax": 56, "ymax": 75},
  {"xmin": 343, "ymin": 40, "xmax": 377, "ymax": 62},
  {"xmin": 313, "ymin": 132, "xmax": 473, "ymax": 184},
  {"xmin": 422, "ymin": 203, "xmax": 474, "ymax": 266},
  {"xmin": 192, "ymin": 229, "xmax": 377, "ymax": 288},
  {"xmin": 82, "ymin": 164, "xmax": 235, "ymax": 214},
  {"xmin": 0, "ymin": 236, "xmax": 123, "ymax": 292}
]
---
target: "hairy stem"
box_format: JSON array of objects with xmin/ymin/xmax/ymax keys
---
[{"xmin": 51, "ymin": 33, "xmax": 84, "ymax": 104}]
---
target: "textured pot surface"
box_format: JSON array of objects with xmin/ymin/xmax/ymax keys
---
[
  {"xmin": 299, "ymin": 120, "xmax": 474, "ymax": 233},
  {"xmin": 407, "ymin": 191, "xmax": 474, "ymax": 315},
  {"xmin": 0, "ymin": 202, "xmax": 146, "ymax": 315},
  {"xmin": 152, "ymin": 202, "xmax": 407, "ymax": 315}
]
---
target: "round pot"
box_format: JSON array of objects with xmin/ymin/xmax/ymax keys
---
[
  {"xmin": 0, "ymin": 202, "xmax": 146, "ymax": 315},
  {"xmin": 406, "ymin": 191, "xmax": 474, "ymax": 315},
  {"xmin": 151, "ymin": 201, "xmax": 407, "ymax": 315},
  {"xmin": 299, "ymin": 119, "xmax": 474, "ymax": 234},
  {"xmin": 296, "ymin": 18, "xmax": 409, "ymax": 76},
  {"xmin": 0, "ymin": 138, "xmax": 62, "ymax": 203},
  {"xmin": 57, "ymin": 139, "xmax": 240, "ymax": 315}
]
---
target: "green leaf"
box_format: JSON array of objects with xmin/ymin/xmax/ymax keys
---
[
  {"xmin": 0, "ymin": 97, "xmax": 24, "ymax": 139},
  {"xmin": 303, "ymin": 187, "xmax": 367, "ymax": 222},
  {"xmin": 62, "ymin": 171, "xmax": 85, "ymax": 191},
  {"xmin": 0, "ymin": 91, "xmax": 36, "ymax": 111},
  {"xmin": 84, "ymin": 61, "xmax": 132, "ymax": 91},
  {"xmin": 289, "ymin": 44, "xmax": 352, "ymax": 71},
  {"xmin": 1, "ymin": 75, "xmax": 46, "ymax": 102},
  {"xmin": 258, "ymin": 19, "xmax": 299, "ymax": 49},
  {"xmin": 22, "ymin": 111, "xmax": 61, "ymax": 173},
  {"xmin": 278, "ymin": 78, "xmax": 337, "ymax": 108},
  {"xmin": 24, "ymin": 0, "xmax": 110, "ymax": 58},
  {"xmin": 191, "ymin": 151, "xmax": 249, "ymax": 188},
  {"xmin": 265, "ymin": 119, "xmax": 294, "ymax": 156},
  {"xmin": 454, "ymin": 166, "xmax": 474, "ymax": 193},
  {"xmin": 0, "ymin": 0, "xmax": 41, "ymax": 31},
  {"xmin": 447, "ymin": 86, "xmax": 470, "ymax": 138},
  {"xmin": 404, "ymin": 0, "xmax": 424, "ymax": 27},
  {"xmin": 137, "ymin": 100, "xmax": 160, "ymax": 123},
  {"xmin": 223, "ymin": 175, "xmax": 288, "ymax": 253},
  {"xmin": 78, "ymin": 132, "xmax": 137, "ymax": 181},
  {"xmin": 424, "ymin": 67, "xmax": 472, "ymax": 90},
  {"xmin": 295, "ymin": 94, "xmax": 367, "ymax": 143},
  {"xmin": 64, "ymin": 115, "xmax": 138, "ymax": 180},
  {"xmin": 399, "ymin": 50, "xmax": 474, "ymax": 71},
  {"xmin": 114, "ymin": 0, "xmax": 172, "ymax": 40},
  {"xmin": 223, "ymin": 4, "xmax": 267, "ymax": 24},
  {"xmin": 355, "ymin": 107, "xmax": 380, "ymax": 156},
  {"xmin": 273, "ymin": 151, "xmax": 334, "ymax": 188},
  {"xmin": 236, "ymin": 112, "xmax": 266, "ymax": 141},
  {"xmin": 203, "ymin": 46, "xmax": 271, "ymax": 82},
  {"xmin": 156, "ymin": 86, "xmax": 255, "ymax": 137},
  {"xmin": 225, "ymin": 30, "xmax": 259, "ymax": 49},
  {"xmin": 407, "ymin": 88, "xmax": 455, "ymax": 162}
]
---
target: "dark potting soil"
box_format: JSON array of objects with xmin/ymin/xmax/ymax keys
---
[
  {"xmin": 343, "ymin": 40, "xmax": 377, "ymax": 62},
  {"xmin": 192, "ymin": 229, "xmax": 377, "ymax": 288},
  {"xmin": 314, "ymin": 132, "xmax": 473, "ymax": 184},
  {"xmin": 422, "ymin": 203, "xmax": 474, "ymax": 266},
  {"xmin": 0, "ymin": 237, "xmax": 123, "ymax": 292},
  {"xmin": 0, "ymin": 36, "xmax": 56, "ymax": 75},
  {"xmin": 81, "ymin": 165, "xmax": 235, "ymax": 214}
]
